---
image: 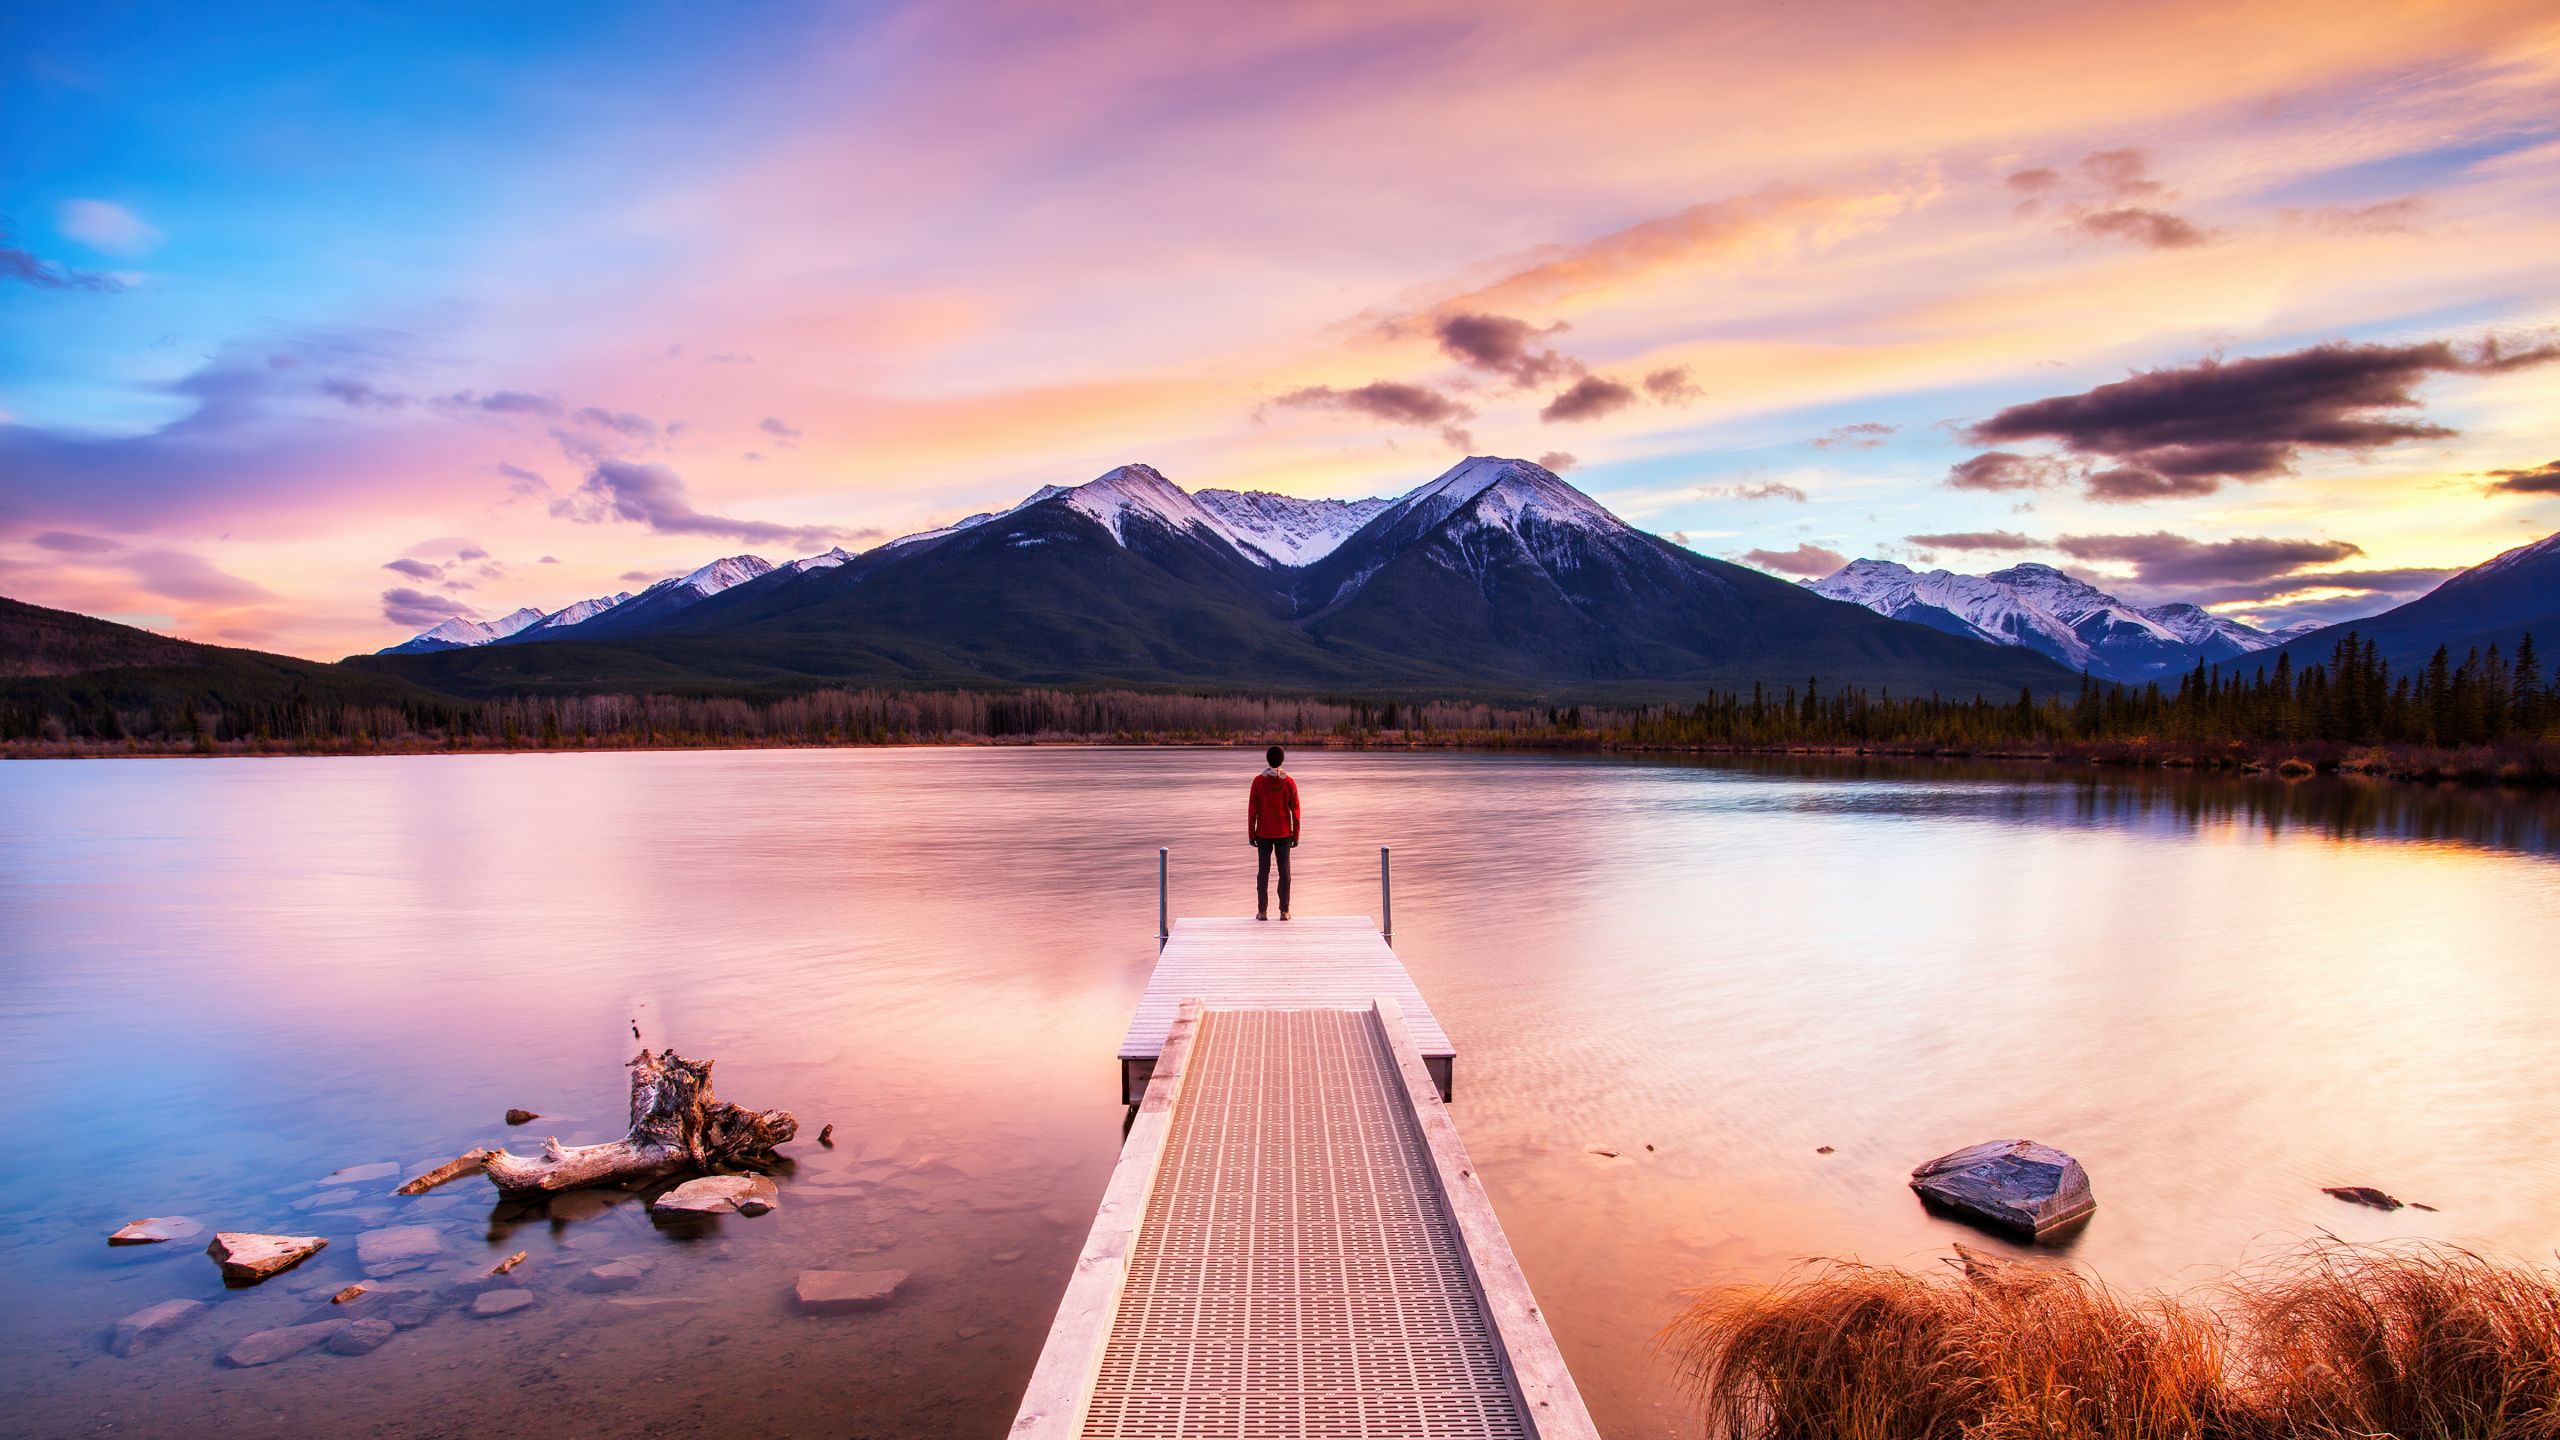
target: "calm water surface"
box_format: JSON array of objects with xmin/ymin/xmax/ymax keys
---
[{"xmin": 5, "ymin": 749, "xmax": 2558, "ymax": 1440}]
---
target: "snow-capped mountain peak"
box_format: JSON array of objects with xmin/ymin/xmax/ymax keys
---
[
  {"xmin": 1193, "ymin": 488, "xmax": 1394, "ymax": 567},
  {"xmin": 1806, "ymin": 557, "xmax": 2294, "ymax": 681},
  {"xmin": 525, "ymin": 592, "xmax": 633, "ymax": 631},
  {"xmin": 663, "ymin": 554, "xmax": 774, "ymax": 596},
  {"xmin": 786, "ymin": 547, "xmax": 854, "ymax": 573},
  {"xmin": 1377, "ymin": 456, "xmax": 1622, "ymax": 540},
  {"xmin": 378, "ymin": 605, "xmax": 547, "ymax": 654}
]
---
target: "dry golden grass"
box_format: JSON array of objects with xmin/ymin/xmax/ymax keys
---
[
  {"xmin": 2234, "ymin": 1242, "xmax": 2560, "ymax": 1440},
  {"xmin": 1663, "ymin": 1241, "xmax": 2560, "ymax": 1440}
]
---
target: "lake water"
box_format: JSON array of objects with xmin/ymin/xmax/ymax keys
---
[{"xmin": 5, "ymin": 748, "xmax": 2558, "ymax": 1440}]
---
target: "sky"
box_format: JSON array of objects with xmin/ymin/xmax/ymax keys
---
[{"xmin": 4, "ymin": 0, "xmax": 2557, "ymax": 660}]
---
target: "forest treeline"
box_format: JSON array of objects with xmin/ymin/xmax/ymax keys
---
[{"xmin": 8, "ymin": 631, "xmax": 2556, "ymax": 782}]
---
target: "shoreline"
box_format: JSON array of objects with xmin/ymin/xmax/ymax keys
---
[{"xmin": 9, "ymin": 731, "xmax": 2556, "ymax": 789}]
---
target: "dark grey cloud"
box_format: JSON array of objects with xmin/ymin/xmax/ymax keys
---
[
  {"xmin": 2486, "ymin": 459, "xmax": 2560, "ymax": 495},
  {"xmin": 574, "ymin": 407, "xmax": 657, "ymax": 439},
  {"xmin": 1958, "ymin": 339, "xmax": 2560, "ymax": 503},
  {"xmin": 1643, "ymin": 366, "xmax": 1704, "ymax": 403},
  {"xmin": 1536, "ymin": 452, "xmax": 1578, "ymax": 473},
  {"xmin": 1274, "ymin": 381, "xmax": 1475, "ymax": 428},
  {"xmin": 382, "ymin": 558, "xmax": 445, "ymax": 581},
  {"xmin": 1541, "ymin": 375, "xmax": 1637, "ymax": 423},
  {"xmin": 1907, "ymin": 530, "xmax": 2041, "ymax": 550},
  {"xmin": 1810, "ymin": 422, "xmax": 1895, "ymax": 450},
  {"xmin": 2054, "ymin": 531, "xmax": 2364, "ymax": 586},
  {"xmin": 480, "ymin": 391, "xmax": 563, "ymax": 416},
  {"xmin": 2080, "ymin": 149, "xmax": 2166, "ymax": 199},
  {"xmin": 760, "ymin": 417, "xmax": 803, "ymax": 450},
  {"xmin": 382, "ymin": 588, "xmax": 476, "ymax": 627},
  {"xmin": 2006, "ymin": 168, "xmax": 2061, "ymax": 192},
  {"xmin": 2173, "ymin": 566, "xmax": 2454, "ymax": 608},
  {"xmin": 2, "ymin": 222, "xmax": 124, "ymax": 291},
  {"xmin": 32, "ymin": 531, "xmax": 123, "ymax": 553},
  {"xmin": 1741, "ymin": 543, "xmax": 1846, "ymax": 576},
  {"xmin": 538, "ymin": 555, "xmax": 560, "ymax": 564},
  {"xmin": 1946, "ymin": 451, "xmax": 2068, "ymax": 492},
  {"xmin": 456, "ymin": 545, "xmax": 488, "ymax": 562},
  {"xmin": 1434, "ymin": 313, "xmax": 1578, "ymax": 387},
  {"xmin": 323, "ymin": 378, "xmax": 411, "ymax": 410},
  {"xmin": 2072, "ymin": 207, "xmax": 2209, "ymax": 249},
  {"xmin": 552, "ymin": 460, "xmax": 850, "ymax": 549}
]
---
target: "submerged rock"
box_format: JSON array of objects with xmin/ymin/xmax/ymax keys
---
[
  {"xmin": 471, "ymin": 1290, "xmax": 538, "ymax": 1318},
  {"xmin": 108, "ymin": 1216, "xmax": 206, "ymax": 1246},
  {"xmin": 321, "ymin": 1162, "xmax": 401, "ymax": 1186},
  {"xmin": 795, "ymin": 1269, "xmax": 906, "ymax": 1314},
  {"xmin": 574, "ymin": 1261, "xmax": 649, "ymax": 1293},
  {"xmin": 206, "ymin": 1233, "xmax": 329, "ymax": 1285},
  {"xmin": 290, "ymin": 1188, "xmax": 358, "ymax": 1212},
  {"xmin": 327, "ymin": 1318, "xmax": 396, "ymax": 1355},
  {"xmin": 355, "ymin": 1225, "xmax": 447, "ymax": 1268},
  {"xmin": 652, "ymin": 1174, "xmax": 779, "ymax": 1217},
  {"xmin": 225, "ymin": 1320, "xmax": 350, "ymax": 1366},
  {"xmin": 111, "ymin": 1298, "xmax": 208, "ymax": 1356},
  {"xmin": 592, "ymin": 1297, "xmax": 709, "ymax": 1324},
  {"xmin": 1909, "ymin": 1139, "xmax": 2094, "ymax": 1240},
  {"xmin": 504, "ymin": 1109, "xmax": 541, "ymax": 1126}
]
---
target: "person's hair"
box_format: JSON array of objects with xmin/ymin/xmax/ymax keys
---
[{"xmin": 1266, "ymin": 746, "xmax": 1285, "ymax": 767}]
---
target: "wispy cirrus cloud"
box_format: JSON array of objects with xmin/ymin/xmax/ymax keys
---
[{"xmin": 2053, "ymin": 531, "xmax": 2365, "ymax": 586}]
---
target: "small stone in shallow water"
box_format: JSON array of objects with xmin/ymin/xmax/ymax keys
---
[
  {"xmin": 108, "ymin": 1216, "xmax": 206, "ymax": 1246},
  {"xmin": 327, "ymin": 1318, "xmax": 396, "ymax": 1355},
  {"xmin": 794, "ymin": 1269, "xmax": 906, "ymax": 1314},
  {"xmin": 2323, "ymin": 1185, "xmax": 2405, "ymax": 1211},
  {"xmin": 653, "ymin": 1174, "xmax": 779, "ymax": 1217},
  {"xmin": 574, "ymin": 1262, "xmax": 648, "ymax": 1293},
  {"xmin": 505, "ymin": 1109, "xmax": 540, "ymax": 1126},
  {"xmin": 386, "ymin": 1304, "xmax": 430, "ymax": 1329},
  {"xmin": 956, "ymin": 1326, "xmax": 986, "ymax": 1339},
  {"xmin": 471, "ymin": 1290, "xmax": 538, "ymax": 1317},
  {"xmin": 206, "ymin": 1233, "xmax": 329, "ymax": 1285},
  {"xmin": 1815, "ymin": 1146, "xmax": 1835, "ymax": 1155},
  {"xmin": 356, "ymin": 1225, "xmax": 448, "ymax": 1266},
  {"xmin": 991, "ymin": 1252, "xmax": 1023, "ymax": 1264},
  {"xmin": 225, "ymin": 1320, "xmax": 350, "ymax": 1366},
  {"xmin": 321, "ymin": 1162, "xmax": 401, "ymax": 1186},
  {"xmin": 111, "ymin": 1298, "xmax": 207, "ymax": 1356},
  {"xmin": 290, "ymin": 1188, "xmax": 358, "ymax": 1211},
  {"xmin": 818, "ymin": 1124, "xmax": 835, "ymax": 1146}
]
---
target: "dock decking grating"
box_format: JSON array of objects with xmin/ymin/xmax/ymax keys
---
[{"xmin": 1083, "ymin": 1008, "xmax": 1526, "ymax": 1439}]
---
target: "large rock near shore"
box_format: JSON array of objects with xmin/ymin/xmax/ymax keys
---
[
  {"xmin": 1909, "ymin": 1139, "xmax": 2094, "ymax": 1240},
  {"xmin": 206, "ymin": 1232, "xmax": 329, "ymax": 1284}
]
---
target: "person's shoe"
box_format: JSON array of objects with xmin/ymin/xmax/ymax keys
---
[
  {"xmin": 1280, "ymin": 910, "xmax": 1291, "ymax": 921},
  {"xmin": 1256, "ymin": 910, "xmax": 1268, "ymax": 921}
]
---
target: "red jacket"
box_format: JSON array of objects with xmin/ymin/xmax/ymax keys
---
[{"xmin": 1248, "ymin": 770, "xmax": 1300, "ymax": 842}]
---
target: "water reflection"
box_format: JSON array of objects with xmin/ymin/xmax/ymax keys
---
[{"xmin": 2, "ymin": 749, "xmax": 2554, "ymax": 1440}]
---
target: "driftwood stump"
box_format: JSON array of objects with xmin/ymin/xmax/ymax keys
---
[{"xmin": 481, "ymin": 1049, "xmax": 796, "ymax": 1196}]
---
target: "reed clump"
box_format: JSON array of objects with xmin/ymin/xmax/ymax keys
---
[{"xmin": 1665, "ymin": 1241, "xmax": 2560, "ymax": 1439}]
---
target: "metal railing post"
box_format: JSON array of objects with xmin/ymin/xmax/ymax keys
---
[
  {"xmin": 1380, "ymin": 845, "xmax": 1393, "ymax": 944},
  {"xmin": 1158, "ymin": 847, "xmax": 1169, "ymax": 949}
]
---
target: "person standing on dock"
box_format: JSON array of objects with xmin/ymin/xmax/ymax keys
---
[{"xmin": 1248, "ymin": 745, "xmax": 1300, "ymax": 921}]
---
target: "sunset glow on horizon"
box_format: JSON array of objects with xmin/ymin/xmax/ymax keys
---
[{"xmin": 6, "ymin": 0, "xmax": 2557, "ymax": 660}]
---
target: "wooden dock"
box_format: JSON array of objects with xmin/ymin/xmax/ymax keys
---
[
  {"xmin": 1016, "ymin": 918, "xmax": 1596, "ymax": 1440},
  {"xmin": 1118, "ymin": 917, "xmax": 1455, "ymax": 1104}
]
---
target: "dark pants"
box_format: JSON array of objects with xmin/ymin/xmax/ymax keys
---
[{"xmin": 1255, "ymin": 838, "xmax": 1293, "ymax": 915}]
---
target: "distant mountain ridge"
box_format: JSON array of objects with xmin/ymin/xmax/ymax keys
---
[
  {"xmin": 355, "ymin": 457, "xmax": 2080, "ymax": 702},
  {"xmin": 2239, "ymin": 529, "xmax": 2560, "ymax": 679},
  {"xmin": 1806, "ymin": 559, "xmax": 2324, "ymax": 683}
]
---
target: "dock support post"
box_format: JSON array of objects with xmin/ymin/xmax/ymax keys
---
[
  {"xmin": 1381, "ymin": 845, "xmax": 1393, "ymax": 943},
  {"xmin": 1157, "ymin": 847, "xmax": 1168, "ymax": 950}
]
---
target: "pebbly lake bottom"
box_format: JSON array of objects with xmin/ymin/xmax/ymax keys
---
[{"xmin": 5, "ymin": 747, "xmax": 2560, "ymax": 1439}]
